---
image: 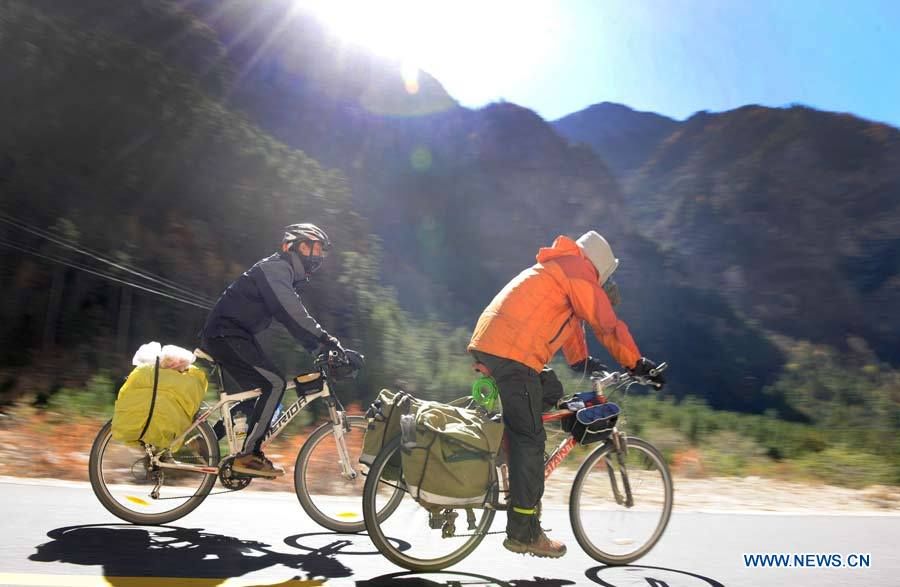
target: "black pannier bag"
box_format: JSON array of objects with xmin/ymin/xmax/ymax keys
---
[{"xmin": 571, "ymin": 402, "xmax": 620, "ymax": 445}]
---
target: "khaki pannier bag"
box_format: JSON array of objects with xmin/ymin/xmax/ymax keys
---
[
  {"xmin": 111, "ymin": 358, "xmax": 207, "ymax": 451},
  {"xmin": 401, "ymin": 402, "xmax": 504, "ymax": 508},
  {"xmin": 360, "ymin": 389, "xmax": 421, "ymax": 468}
]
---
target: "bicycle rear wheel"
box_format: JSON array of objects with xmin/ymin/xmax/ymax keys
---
[
  {"xmin": 88, "ymin": 420, "xmax": 219, "ymax": 524},
  {"xmin": 569, "ymin": 436, "xmax": 673, "ymax": 565},
  {"xmin": 294, "ymin": 415, "xmax": 403, "ymax": 533},
  {"xmin": 362, "ymin": 436, "xmax": 497, "ymax": 572}
]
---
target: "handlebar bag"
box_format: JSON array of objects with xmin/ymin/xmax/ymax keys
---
[
  {"xmin": 571, "ymin": 402, "xmax": 620, "ymax": 445},
  {"xmin": 111, "ymin": 361, "xmax": 207, "ymax": 451}
]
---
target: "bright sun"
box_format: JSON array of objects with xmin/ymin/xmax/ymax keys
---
[{"xmin": 296, "ymin": 0, "xmax": 561, "ymax": 104}]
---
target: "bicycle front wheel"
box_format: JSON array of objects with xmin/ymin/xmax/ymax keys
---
[
  {"xmin": 294, "ymin": 415, "xmax": 403, "ymax": 533},
  {"xmin": 362, "ymin": 436, "xmax": 497, "ymax": 572},
  {"xmin": 569, "ymin": 436, "xmax": 673, "ymax": 565},
  {"xmin": 89, "ymin": 420, "xmax": 220, "ymax": 525}
]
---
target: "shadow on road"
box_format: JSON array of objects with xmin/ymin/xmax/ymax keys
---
[
  {"xmin": 29, "ymin": 524, "xmax": 355, "ymax": 586},
  {"xmin": 586, "ymin": 564, "xmax": 726, "ymax": 586},
  {"xmin": 285, "ymin": 532, "xmax": 411, "ymax": 556},
  {"xmin": 356, "ymin": 570, "xmax": 577, "ymax": 586}
]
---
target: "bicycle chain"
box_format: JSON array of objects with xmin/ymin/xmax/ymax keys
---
[
  {"xmin": 146, "ymin": 454, "xmax": 254, "ymax": 500},
  {"xmin": 452, "ymin": 530, "xmax": 507, "ymax": 537}
]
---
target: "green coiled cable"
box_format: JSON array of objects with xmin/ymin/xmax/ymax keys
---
[{"xmin": 471, "ymin": 375, "xmax": 500, "ymax": 411}]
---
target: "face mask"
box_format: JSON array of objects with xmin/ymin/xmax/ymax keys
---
[
  {"xmin": 603, "ymin": 278, "xmax": 621, "ymax": 307},
  {"xmin": 301, "ymin": 254, "xmax": 325, "ymax": 274}
]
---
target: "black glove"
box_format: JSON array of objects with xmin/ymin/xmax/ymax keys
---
[
  {"xmin": 345, "ymin": 349, "xmax": 365, "ymax": 372},
  {"xmin": 630, "ymin": 357, "xmax": 666, "ymax": 389},
  {"xmin": 330, "ymin": 348, "xmax": 365, "ymax": 379},
  {"xmin": 569, "ymin": 356, "xmax": 609, "ymax": 375},
  {"xmin": 318, "ymin": 333, "xmax": 345, "ymax": 358}
]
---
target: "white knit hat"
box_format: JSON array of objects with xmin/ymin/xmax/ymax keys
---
[{"xmin": 576, "ymin": 231, "xmax": 618, "ymax": 284}]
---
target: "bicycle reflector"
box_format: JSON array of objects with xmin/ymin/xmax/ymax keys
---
[{"xmin": 471, "ymin": 376, "xmax": 499, "ymax": 411}]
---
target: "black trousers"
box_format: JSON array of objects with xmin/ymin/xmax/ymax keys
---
[
  {"xmin": 202, "ymin": 335, "xmax": 286, "ymax": 455},
  {"xmin": 472, "ymin": 351, "xmax": 562, "ymax": 542}
]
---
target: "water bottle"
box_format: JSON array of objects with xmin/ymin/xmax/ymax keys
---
[
  {"xmin": 234, "ymin": 414, "xmax": 248, "ymax": 447},
  {"xmin": 270, "ymin": 403, "xmax": 284, "ymax": 426}
]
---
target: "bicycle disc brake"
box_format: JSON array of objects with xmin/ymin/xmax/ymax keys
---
[{"xmin": 218, "ymin": 456, "xmax": 253, "ymax": 490}]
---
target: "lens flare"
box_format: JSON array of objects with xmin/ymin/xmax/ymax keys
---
[
  {"xmin": 402, "ymin": 60, "xmax": 419, "ymax": 94},
  {"xmin": 410, "ymin": 146, "xmax": 432, "ymax": 171}
]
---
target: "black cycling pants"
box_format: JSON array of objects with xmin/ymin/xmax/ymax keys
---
[
  {"xmin": 471, "ymin": 351, "xmax": 556, "ymax": 542},
  {"xmin": 202, "ymin": 335, "xmax": 286, "ymax": 455}
]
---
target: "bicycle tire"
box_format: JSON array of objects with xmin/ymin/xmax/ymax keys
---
[
  {"xmin": 294, "ymin": 415, "xmax": 403, "ymax": 533},
  {"xmin": 569, "ymin": 436, "xmax": 673, "ymax": 565},
  {"xmin": 89, "ymin": 420, "xmax": 220, "ymax": 525},
  {"xmin": 362, "ymin": 435, "xmax": 497, "ymax": 572}
]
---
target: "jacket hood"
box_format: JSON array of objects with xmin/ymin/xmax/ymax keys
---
[{"xmin": 536, "ymin": 236, "xmax": 598, "ymax": 278}]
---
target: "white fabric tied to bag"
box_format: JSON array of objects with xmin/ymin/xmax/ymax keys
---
[{"xmin": 132, "ymin": 342, "xmax": 196, "ymax": 372}]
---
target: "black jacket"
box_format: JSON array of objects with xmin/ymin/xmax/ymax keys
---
[{"xmin": 201, "ymin": 252, "xmax": 327, "ymax": 352}]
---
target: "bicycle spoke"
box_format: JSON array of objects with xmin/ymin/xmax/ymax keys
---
[
  {"xmin": 90, "ymin": 421, "xmax": 219, "ymax": 524},
  {"xmin": 363, "ymin": 437, "xmax": 496, "ymax": 571},
  {"xmin": 570, "ymin": 437, "xmax": 673, "ymax": 564}
]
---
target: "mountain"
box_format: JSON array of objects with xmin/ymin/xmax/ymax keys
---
[
  {"xmin": 552, "ymin": 102, "xmax": 680, "ymax": 179},
  {"xmin": 627, "ymin": 105, "xmax": 900, "ymax": 363}
]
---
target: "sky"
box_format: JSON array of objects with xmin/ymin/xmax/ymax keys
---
[{"xmin": 302, "ymin": 0, "xmax": 900, "ymax": 126}]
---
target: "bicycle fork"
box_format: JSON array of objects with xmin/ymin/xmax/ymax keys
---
[
  {"xmin": 605, "ymin": 433, "xmax": 634, "ymax": 508},
  {"xmin": 327, "ymin": 402, "xmax": 358, "ymax": 481}
]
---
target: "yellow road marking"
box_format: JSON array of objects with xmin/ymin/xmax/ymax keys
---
[
  {"xmin": 124, "ymin": 496, "xmax": 149, "ymax": 506},
  {"xmin": 0, "ymin": 573, "xmax": 324, "ymax": 586},
  {"xmin": 335, "ymin": 512, "xmax": 359, "ymax": 519}
]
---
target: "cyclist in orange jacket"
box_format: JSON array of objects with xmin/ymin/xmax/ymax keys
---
[{"xmin": 468, "ymin": 231, "xmax": 664, "ymax": 558}]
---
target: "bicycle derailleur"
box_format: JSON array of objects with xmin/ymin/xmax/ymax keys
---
[{"xmin": 218, "ymin": 455, "xmax": 253, "ymax": 490}]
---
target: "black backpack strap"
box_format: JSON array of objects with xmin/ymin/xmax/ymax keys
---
[{"xmin": 138, "ymin": 357, "xmax": 161, "ymax": 442}]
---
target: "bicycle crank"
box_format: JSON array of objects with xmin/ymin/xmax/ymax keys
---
[{"xmin": 218, "ymin": 456, "xmax": 253, "ymax": 490}]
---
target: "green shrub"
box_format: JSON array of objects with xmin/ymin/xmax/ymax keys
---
[
  {"xmin": 46, "ymin": 373, "xmax": 117, "ymax": 419},
  {"xmin": 794, "ymin": 446, "xmax": 897, "ymax": 488}
]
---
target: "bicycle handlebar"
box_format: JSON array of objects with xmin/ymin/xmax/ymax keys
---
[
  {"xmin": 591, "ymin": 361, "xmax": 668, "ymax": 391},
  {"xmin": 313, "ymin": 349, "xmax": 365, "ymax": 380}
]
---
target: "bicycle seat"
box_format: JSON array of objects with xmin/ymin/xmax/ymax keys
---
[{"xmin": 193, "ymin": 348, "xmax": 216, "ymax": 364}]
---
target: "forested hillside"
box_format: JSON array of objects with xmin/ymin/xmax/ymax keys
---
[
  {"xmin": 626, "ymin": 106, "xmax": 900, "ymax": 364},
  {"xmin": 0, "ymin": 1, "xmax": 469, "ymax": 406}
]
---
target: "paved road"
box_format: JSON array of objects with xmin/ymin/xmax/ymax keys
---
[{"xmin": 1, "ymin": 478, "xmax": 897, "ymax": 586}]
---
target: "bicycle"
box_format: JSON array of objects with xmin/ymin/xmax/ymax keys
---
[
  {"xmin": 89, "ymin": 349, "xmax": 403, "ymax": 531},
  {"xmin": 361, "ymin": 364, "xmax": 673, "ymax": 571}
]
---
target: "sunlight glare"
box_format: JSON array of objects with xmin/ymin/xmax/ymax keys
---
[{"xmin": 297, "ymin": 0, "xmax": 561, "ymax": 105}]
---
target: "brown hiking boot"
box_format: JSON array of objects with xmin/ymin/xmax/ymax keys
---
[
  {"xmin": 232, "ymin": 453, "xmax": 284, "ymax": 478},
  {"xmin": 503, "ymin": 530, "xmax": 567, "ymax": 558}
]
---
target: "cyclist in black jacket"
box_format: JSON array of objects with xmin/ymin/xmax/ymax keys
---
[{"xmin": 200, "ymin": 223, "xmax": 357, "ymax": 478}]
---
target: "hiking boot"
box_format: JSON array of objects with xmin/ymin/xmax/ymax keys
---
[
  {"xmin": 503, "ymin": 530, "xmax": 567, "ymax": 558},
  {"xmin": 232, "ymin": 453, "xmax": 284, "ymax": 478}
]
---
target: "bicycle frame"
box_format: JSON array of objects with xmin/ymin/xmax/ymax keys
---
[
  {"xmin": 494, "ymin": 367, "xmax": 650, "ymax": 508},
  {"xmin": 153, "ymin": 371, "xmax": 346, "ymax": 477}
]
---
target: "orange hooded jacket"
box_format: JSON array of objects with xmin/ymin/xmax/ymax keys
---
[{"xmin": 468, "ymin": 235, "xmax": 641, "ymax": 373}]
